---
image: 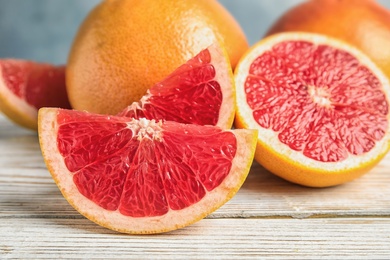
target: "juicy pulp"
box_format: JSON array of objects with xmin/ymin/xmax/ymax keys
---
[
  {"xmin": 56, "ymin": 110, "xmax": 237, "ymax": 217},
  {"xmin": 118, "ymin": 48, "xmax": 223, "ymax": 126},
  {"xmin": 245, "ymin": 40, "xmax": 388, "ymax": 162}
]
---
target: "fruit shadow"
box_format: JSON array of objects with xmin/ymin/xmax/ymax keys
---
[
  {"xmin": 0, "ymin": 120, "xmax": 37, "ymax": 140},
  {"xmin": 241, "ymin": 161, "xmax": 337, "ymax": 194},
  {"xmin": 228, "ymin": 161, "xmax": 347, "ymax": 214},
  {"xmin": 220, "ymin": 161, "xmax": 369, "ymax": 220}
]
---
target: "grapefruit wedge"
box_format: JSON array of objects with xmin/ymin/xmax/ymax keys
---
[
  {"xmin": 118, "ymin": 43, "xmax": 235, "ymax": 129},
  {"xmin": 0, "ymin": 59, "xmax": 71, "ymax": 130},
  {"xmin": 234, "ymin": 32, "xmax": 390, "ymax": 187},
  {"xmin": 38, "ymin": 108, "xmax": 257, "ymax": 234}
]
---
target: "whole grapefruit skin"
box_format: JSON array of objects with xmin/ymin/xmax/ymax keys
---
[
  {"xmin": 67, "ymin": 0, "xmax": 248, "ymax": 115},
  {"xmin": 266, "ymin": 0, "xmax": 390, "ymax": 80}
]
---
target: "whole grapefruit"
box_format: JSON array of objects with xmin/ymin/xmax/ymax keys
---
[
  {"xmin": 67, "ymin": 0, "xmax": 248, "ymax": 115},
  {"xmin": 266, "ymin": 0, "xmax": 390, "ymax": 81}
]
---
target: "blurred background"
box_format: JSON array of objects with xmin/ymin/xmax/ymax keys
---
[{"xmin": 1, "ymin": 0, "xmax": 390, "ymax": 64}]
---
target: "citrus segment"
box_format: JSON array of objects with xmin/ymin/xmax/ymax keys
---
[
  {"xmin": 118, "ymin": 43, "xmax": 235, "ymax": 129},
  {"xmin": 234, "ymin": 32, "xmax": 390, "ymax": 187},
  {"xmin": 0, "ymin": 59, "xmax": 71, "ymax": 130},
  {"xmin": 39, "ymin": 108, "xmax": 257, "ymax": 233},
  {"xmin": 67, "ymin": 0, "xmax": 248, "ymax": 115}
]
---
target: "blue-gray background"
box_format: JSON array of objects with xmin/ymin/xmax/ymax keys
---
[{"xmin": 1, "ymin": 0, "xmax": 390, "ymax": 64}]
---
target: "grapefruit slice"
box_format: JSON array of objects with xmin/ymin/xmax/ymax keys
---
[
  {"xmin": 234, "ymin": 32, "xmax": 390, "ymax": 187},
  {"xmin": 0, "ymin": 59, "xmax": 71, "ymax": 130},
  {"xmin": 118, "ymin": 43, "xmax": 235, "ymax": 129},
  {"xmin": 38, "ymin": 108, "xmax": 257, "ymax": 234}
]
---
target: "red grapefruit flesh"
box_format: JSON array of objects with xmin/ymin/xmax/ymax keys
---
[
  {"xmin": 248, "ymin": 40, "xmax": 388, "ymax": 161},
  {"xmin": 235, "ymin": 32, "xmax": 390, "ymax": 187},
  {"xmin": 0, "ymin": 59, "xmax": 71, "ymax": 130},
  {"xmin": 118, "ymin": 43, "xmax": 235, "ymax": 129},
  {"xmin": 38, "ymin": 108, "xmax": 257, "ymax": 233}
]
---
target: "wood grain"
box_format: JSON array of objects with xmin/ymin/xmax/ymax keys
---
[
  {"xmin": 1, "ymin": 114, "xmax": 390, "ymax": 259},
  {"xmin": 2, "ymin": 218, "xmax": 390, "ymax": 259}
]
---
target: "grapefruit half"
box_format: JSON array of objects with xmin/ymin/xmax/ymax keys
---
[
  {"xmin": 38, "ymin": 108, "xmax": 257, "ymax": 234},
  {"xmin": 118, "ymin": 43, "xmax": 235, "ymax": 129},
  {"xmin": 0, "ymin": 59, "xmax": 71, "ymax": 130},
  {"xmin": 234, "ymin": 32, "xmax": 390, "ymax": 187}
]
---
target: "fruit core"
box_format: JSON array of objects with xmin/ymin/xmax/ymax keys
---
[
  {"xmin": 245, "ymin": 40, "xmax": 389, "ymax": 162},
  {"xmin": 308, "ymin": 85, "xmax": 331, "ymax": 108},
  {"xmin": 128, "ymin": 118, "xmax": 163, "ymax": 141}
]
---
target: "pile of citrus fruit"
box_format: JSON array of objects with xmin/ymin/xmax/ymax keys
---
[{"xmin": 1, "ymin": 0, "xmax": 390, "ymax": 234}]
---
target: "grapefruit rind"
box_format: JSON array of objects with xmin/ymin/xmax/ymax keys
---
[
  {"xmin": 234, "ymin": 32, "xmax": 390, "ymax": 187},
  {"xmin": 0, "ymin": 67, "xmax": 37, "ymax": 130},
  {"xmin": 209, "ymin": 42, "xmax": 236, "ymax": 129},
  {"xmin": 38, "ymin": 107, "xmax": 257, "ymax": 234}
]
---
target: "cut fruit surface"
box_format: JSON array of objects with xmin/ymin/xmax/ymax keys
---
[
  {"xmin": 234, "ymin": 32, "xmax": 390, "ymax": 187},
  {"xmin": 118, "ymin": 43, "xmax": 235, "ymax": 129},
  {"xmin": 0, "ymin": 59, "xmax": 71, "ymax": 130},
  {"xmin": 38, "ymin": 108, "xmax": 257, "ymax": 234}
]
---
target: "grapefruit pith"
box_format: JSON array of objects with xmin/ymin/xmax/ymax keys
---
[
  {"xmin": 0, "ymin": 59, "xmax": 71, "ymax": 130},
  {"xmin": 118, "ymin": 43, "xmax": 235, "ymax": 129},
  {"xmin": 66, "ymin": 0, "xmax": 248, "ymax": 115},
  {"xmin": 234, "ymin": 32, "xmax": 390, "ymax": 187},
  {"xmin": 38, "ymin": 108, "xmax": 257, "ymax": 234}
]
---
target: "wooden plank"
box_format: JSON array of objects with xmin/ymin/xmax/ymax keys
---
[{"xmin": 1, "ymin": 218, "xmax": 390, "ymax": 259}]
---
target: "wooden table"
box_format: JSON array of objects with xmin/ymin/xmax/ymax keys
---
[{"xmin": 1, "ymin": 113, "xmax": 389, "ymax": 259}]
